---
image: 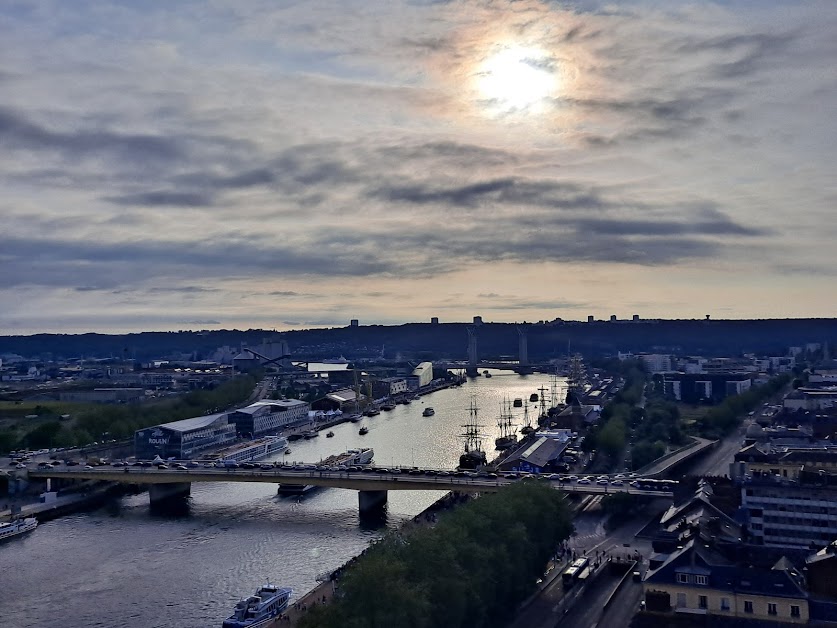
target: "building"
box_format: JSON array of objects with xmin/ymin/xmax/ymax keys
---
[
  {"xmin": 497, "ymin": 436, "xmax": 568, "ymax": 474},
  {"xmin": 134, "ymin": 413, "xmax": 237, "ymax": 460},
  {"xmin": 784, "ymin": 388, "xmax": 837, "ymax": 411},
  {"xmin": 661, "ymin": 372, "xmax": 752, "ymax": 404},
  {"xmin": 373, "ymin": 377, "xmax": 408, "ymax": 398},
  {"xmin": 642, "ymin": 540, "xmax": 809, "ymax": 623},
  {"xmin": 739, "ymin": 471, "xmax": 837, "ymax": 550},
  {"xmin": 410, "ymin": 362, "xmax": 433, "ymax": 389},
  {"xmin": 227, "ymin": 399, "xmax": 310, "ymax": 437},
  {"xmin": 639, "ymin": 354, "xmax": 673, "ymax": 374},
  {"xmin": 311, "ymin": 388, "xmax": 363, "ymax": 412}
]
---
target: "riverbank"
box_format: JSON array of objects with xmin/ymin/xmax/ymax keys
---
[{"xmin": 0, "ymin": 483, "xmax": 130, "ymax": 523}]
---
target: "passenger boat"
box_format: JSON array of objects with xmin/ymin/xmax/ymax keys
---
[
  {"xmin": 303, "ymin": 430, "xmax": 319, "ymax": 439},
  {"xmin": 381, "ymin": 402, "xmax": 396, "ymax": 411},
  {"xmin": 0, "ymin": 517, "xmax": 38, "ymax": 543},
  {"xmin": 211, "ymin": 436, "xmax": 289, "ymax": 465},
  {"xmin": 222, "ymin": 581, "xmax": 292, "ymax": 627},
  {"xmin": 422, "ymin": 407, "xmax": 435, "ymax": 417}
]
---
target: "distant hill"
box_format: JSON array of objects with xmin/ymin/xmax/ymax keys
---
[{"xmin": 1, "ymin": 319, "xmax": 836, "ymax": 361}]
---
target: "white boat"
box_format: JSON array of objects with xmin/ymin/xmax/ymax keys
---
[
  {"xmin": 0, "ymin": 517, "xmax": 38, "ymax": 542},
  {"xmin": 322, "ymin": 356, "xmax": 349, "ymax": 364},
  {"xmin": 222, "ymin": 581, "xmax": 292, "ymax": 627},
  {"xmin": 214, "ymin": 436, "xmax": 289, "ymax": 464}
]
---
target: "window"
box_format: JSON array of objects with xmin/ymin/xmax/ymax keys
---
[
  {"xmin": 695, "ymin": 575, "xmax": 708, "ymax": 585},
  {"xmin": 676, "ymin": 573, "xmax": 689, "ymax": 584},
  {"xmin": 699, "ymin": 596, "xmax": 707, "ymax": 609},
  {"xmin": 744, "ymin": 601, "xmax": 754, "ymax": 614},
  {"xmin": 791, "ymin": 605, "xmax": 800, "ymax": 618},
  {"xmin": 768, "ymin": 603, "xmax": 777, "ymax": 616},
  {"xmin": 720, "ymin": 598, "xmax": 731, "ymax": 611}
]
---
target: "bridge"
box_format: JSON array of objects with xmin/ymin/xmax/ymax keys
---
[
  {"xmin": 29, "ymin": 466, "xmax": 675, "ymax": 513},
  {"xmin": 636, "ymin": 436, "xmax": 718, "ymax": 478}
]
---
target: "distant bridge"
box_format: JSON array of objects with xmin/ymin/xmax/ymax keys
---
[{"xmin": 29, "ymin": 466, "xmax": 674, "ymax": 513}]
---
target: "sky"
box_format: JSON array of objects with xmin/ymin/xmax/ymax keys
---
[{"xmin": 1, "ymin": 0, "xmax": 835, "ymax": 334}]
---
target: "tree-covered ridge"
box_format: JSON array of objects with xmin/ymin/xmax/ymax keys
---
[{"xmin": 300, "ymin": 481, "xmax": 573, "ymax": 628}]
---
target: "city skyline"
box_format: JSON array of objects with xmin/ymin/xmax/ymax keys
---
[{"xmin": 2, "ymin": 1, "xmax": 835, "ymax": 334}]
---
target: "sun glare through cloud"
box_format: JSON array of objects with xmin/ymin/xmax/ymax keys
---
[{"xmin": 475, "ymin": 44, "xmax": 558, "ymax": 116}]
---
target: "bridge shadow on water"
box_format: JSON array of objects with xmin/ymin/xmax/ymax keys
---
[
  {"xmin": 358, "ymin": 503, "xmax": 388, "ymax": 531},
  {"xmin": 148, "ymin": 496, "xmax": 192, "ymax": 518}
]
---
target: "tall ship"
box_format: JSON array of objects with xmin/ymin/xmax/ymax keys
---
[
  {"xmin": 459, "ymin": 398, "xmax": 487, "ymax": 470},
  {"xmin": 519, "ymin": 402, "xmax": 535, "ymax": 435},
  {"xmin": 566, "ymin": 354, "xmax": 588, "ymax": 404},
  {"xmin": 0, "ymin": 517, "xmax": 38, "ymax": 543},
  {"xmin": 222, "ymin": 581, "xmax": 292, "ymax": 628},
  {"xmin": 210, "ymin": 435, "xmax": 289, "ymax": 464},
  {"xmin": 494, "ymin": 398, "xmax": 518, "ymax": 450}
]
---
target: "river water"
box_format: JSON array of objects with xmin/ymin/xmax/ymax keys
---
[{"xmin": 1, "ymin": 370, "xmax": 566, "ymax": 628}]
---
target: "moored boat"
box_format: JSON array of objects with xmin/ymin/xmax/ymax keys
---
[
  {"xmin": 0, "ymin": 517, "xmax": 38, "ymax": 543},
  {"xmin": 358, "ymin": 426, "xmax": 369, "ymax": 435},
  {"xmin": 222, "ymin": 581, "xmax": 292, "ymax": 627}
]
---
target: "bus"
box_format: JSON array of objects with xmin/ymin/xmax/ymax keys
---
[{"xmin": 562, "ymin": 557, "xmax": 590, "ymax": 588}]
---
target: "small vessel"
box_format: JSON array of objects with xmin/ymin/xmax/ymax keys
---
[
  {"xmin": 320, "ymin": 447, "xmax": 374, "ymax": 466},
  {"xmin": 422, "ymin": 407, "xmax": 435, "ymax": 417},
  {"xmin": 287, "ymin": 433, "xmax": 304, "ymax": 442},
  {"xmin": 364, "ymin": 406, "xmax": 380, "ymax": 417},
  {"xmin": 284, "ymin": 448, "xmax": 291, "ymax": 455},
  {"xmin": 277, "ymin": 484, "xmax": 314, "ymax": 496},
  {"xmin": 403, "ymin": 398, "xmax": 411, "ymax": 405},
  {"xmin": 303, "ymin": 430, "xmax": 319, "ymax": 439},
  {"xmin": 322, "ymin": 356, "xmax": 349, "ymax": 365},
  {"xmin": 0, "ymin": 517, "xmax": 38, "ymax": 543},
  {"xmin": 513, "ymin": 398, "xmax": 523, "ymax": 408},
  {"xmin": 529, "ymin": 393, "xmax": 539, "ymax": 402},
  {"xmin": 381, "ymin": 402, "xmax": 396, "ymax": 411},
  {"xmin": 349, "ymin": 414, "xmax": 362, "ymax": 423},
  {"xmin": 326, "ymin": 431, "xmax": 335, "ymax": 438},
  {"xmin": 222, "ymin": 580, "xmax": 292, "ymax": 628},
  {"xmin": 359, "ymin": 426, "xmax": 369, "ymax": 435}
]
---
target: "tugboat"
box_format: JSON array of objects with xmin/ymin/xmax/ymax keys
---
[
  {"xmin": 222, "ymin": 580, "xmax": 292, "ymax": 627},
  {"xmin": 459, "ymin": 398, "xmax": 487, "ymax": 470},
  {"xmin": 303, "ymin": 429, "xmax": 319, "ymax": 439}
]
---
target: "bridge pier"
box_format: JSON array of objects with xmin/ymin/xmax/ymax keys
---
[
  {"xmin": 358, "ymin": 490, "xmax": 387, "ymax": 513},
  {"xmin": 149, "ymin": 482, "xmax": 191, "ymax": 504}
]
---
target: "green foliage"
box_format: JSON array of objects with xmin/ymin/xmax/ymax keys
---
[
  {"xmin": 299, "ymin": 482, "xmax": 573, "ymax": 628},
  {"xmin": 694, "ymin": 374, "xmax": 790, "ymax": 438},
  {"xmin": 0, "ymin": 375, "xmax": 257, "ymax": 454}
]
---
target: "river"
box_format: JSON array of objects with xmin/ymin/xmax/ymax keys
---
[{"xmin": 0, "ymin": 370, "xmax": 566, "ymax": 628}]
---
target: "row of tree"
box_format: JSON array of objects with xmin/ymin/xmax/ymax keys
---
[
  {"xmin": 694, "ymin": 373, "xmax": 791, "ymax": 438},
  {"xmin": 299, "ymin": 481, "xmax": 573, "ymax": 628}
]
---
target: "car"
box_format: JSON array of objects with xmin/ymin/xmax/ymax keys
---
[
  {"xmin": 597, "ymin": 475, "xmax": 609, "ymax": 481},
  {"xmin": 15, "ymin": 463, "xmax": 27, "ymax": 469},
  {"xmin": 361, "ymin": 466, "xmax": 376, "ymax": 473},
  {"xmin": 454, "ymin": 471, "xmax": 469, "ymax": 477},
  {"xmin": 203, "ymin": 462, "xmax": 215, "ymax": 468},
  {"xmin": 629, "ymin": 480, "xmax": 640, "ymax": 488},
  {"xmin": 565, "ymin": 475, "xmax": 578, "ymax": 481},
  {"xmin": 502, "ymin": 473, "xmax": 518, "ymax": 479},
  {"xmin": 186, "ymin": 462, "xmax": 200, "ymax": 468},
  {"xmin": 546, "ymin": 474, "xmax": 561, "ymax": 480},
  {"xmin": 84, "ymin": 465, "xmax": 94, "ymax": 469},
  {"xmin": 437, "ymin": 471, "xmax": 451, "ymax": 477},
  {"xmin": 408, "ymin": 469, "xmax": 423, "ymax": 475},
  {"xmin": 614, "ymin": 474, "xmax": 626, "ymax": 480},
  {"xmin": 486, "ymin": 472, "xmax": 498, "ymax": 479},
  {"xmin": 577, "ymin": 478, "xmax": 591, "ymax": 484},
  {"xmin": 375, "ymin": 468, "xmax": 390, "ymax": 474},
  {"xmin": 390, "ymin": 468, "xmax": 402, "ymax": 474},
  {"xmin": 241, "ymin": 463, "xmax": 256, "ymax": 469},
  {"xmin": 597, "ymin": 479, "xmax": 609, "ymax": 485},
  {"xmin": 611, "ymin": 480, "xmax": 624, "ymax": 486},
  {"xmin": 260, "ymin": 464, "xmax": 274, "ymax": 470},
  {"xmin": 157, "ymin": 464, "xmax": 169, "ymax": 469},
  {"xmin": 424, "ymin": 469, "xmax": 437, "ymax": 476},
  {"xmin": 175, "ymin": 464, "xmax": 188, "ymax": 470},
  {"xmin": 111, "ymin": 461, "xmax": 124, "ymax": 467}
]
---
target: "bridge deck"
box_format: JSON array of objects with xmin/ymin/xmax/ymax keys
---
[{"xmin": 30, "ymin": 467, "xmax": 673, "ymax": 497}]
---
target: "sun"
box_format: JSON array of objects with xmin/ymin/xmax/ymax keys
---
[{"xmin": 475, "ymin": 45, "xmax": 558, "ymax": 116}]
